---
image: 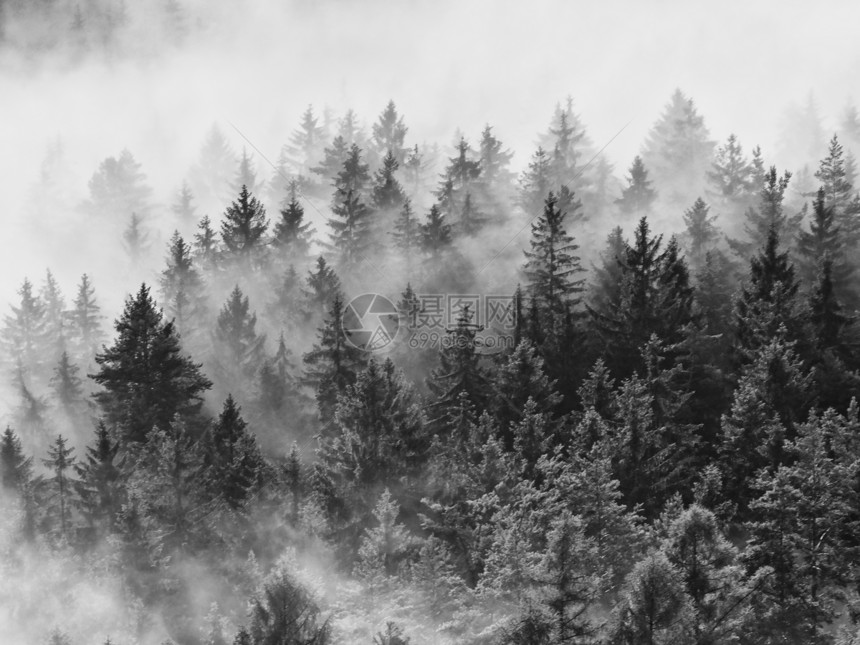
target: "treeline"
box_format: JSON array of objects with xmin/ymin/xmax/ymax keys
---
[{"xmin": 5, "ymin": 93, "xmax": 860, "ymax": 644}]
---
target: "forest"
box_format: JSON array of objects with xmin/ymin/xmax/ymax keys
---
[{"xmin": 5, "ymin": 1, "xmax": 860, "ymax": 645}]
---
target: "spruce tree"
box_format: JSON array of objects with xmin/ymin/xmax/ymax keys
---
[
  {"xmin": 302, "ymin": 294, "xmax": 366, "ymax": 428},
  {"xmin": 371, "ymin": 100, "xmax": 408, "ymax": 164},
  {"xmin": 213, "ymin": 285, "xmax": 267, "ymax": 387},
  {"xmin": 371, "ymin": 150, "xmax": 406, "ymax": 213},
  {"xmin": 206, "ymin": 395, "xmax": 266, "ymax": 510},
  {"xmin": 85, "ymin": 148, "xmax": 153, "ymax": 219},
  {"xmin": 92, "ymin": 284, "xmax": 212, "ymax": 444},
  {"xmin": 40, "ymin": 269, "xmax": 65, "ymax": 358},
  {"xmin": 74, "ymin": 421, "xmax": 122, "ymax": 535},
  {"xmin": 171, "ymin": 180, "xmax": 197, "ymax": 229},
  {"xmin": 284, "ymin": 104, "xmax": 327, "ymax": 179},
  {"xmin": 0, "ymin": 426, "xmax": 32, "ymax": 491},
  {"xmin": 615, "ymin": 156, "xmax": 657, "ymax": 221},
  {"xmin": 328, "ymin": 145, "xmax": 374, "ymax": 267},
  {"xmin": 727, "ymin": 166, "xmax": 800, "ymax": 258},
  {"xmin": 220, "ymin": 185, "xmax": 269, "ymax": 267},
  {"xmin": 272, "ymin": 192, "xmax": 314, "ymax": 263},
  {"xmin": 640, "ymin": 88, "xmax": 715, "ymax": 208},
  {"xmin": 681, "ymin": 197, "xmax": 718, "ymax": 266},
  {"xmin": 190, "ymin": 124, "xmax": 238, "ymax": 210},
  {"xmin": 41, "ymin": 434, "xmax": 76, "ymax": 538},
  {"xmin": 160, "ymin": 231, "xmax": 205, "ymax": 337},
  {"xmin": 302, "ymin": 256, "xmax": 342, "ymax": 322},
  {"xmin": 232, "ymin": 147, "xmax": 260, "ymax": 196},
  {"xmin": 193, "ymin": 215, "xmax": 219, "ymax": 270},
  {"xmin": 2, "ymin": 278, "xmax": 46, "ymax": 378},
  {"xmin": 706, "ymin": 133, "xmax": 757, "ymax": 218},
  {"xmin": 67, "ymin": 273, "xmax": 104, "ymax": 365},
  {"xmin": 391, "ymin": 198, "xmax": 422, "ymax": 255},
  {"xmin": 518, "ymin": 147, "xmax": 552, "ymax": 216},
  {"xmin": 420, "ymin": 204, "xmax": 453, "ymax": 260},
  {"xmin": 523, "ymin": 191, "xmax": 585, "ymax": 328}
]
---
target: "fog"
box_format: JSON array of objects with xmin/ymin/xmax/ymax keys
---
[
  {"xmin": 2, "ymin": 0, "xmax": 860, "ymax": 643},
  {"xmin": 4, "ymin": 0, "xmax": 860, "ymax": 301}
]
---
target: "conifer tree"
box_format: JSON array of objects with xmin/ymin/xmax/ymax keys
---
[
  {"xmin": 615, "ymin": 156, "xmax": 657, "ymax": 221},
  {"xmin": 523, "ymin": 191, "xmax": 585, "ymax": 329},
  {"xmin": 284, "ymin": 105, "xmax": 327, "ymax": 179},
  {"xmin": 2, "ymin": 277, "xmax": 46, "ymax": 378},
  {"xmin": 160, "ymin": 231, "xmax": 206, "ymax": 337},
  {"xmin": 329, "ymin": 145, "xmax": 374, "ymax": 267},
  {"xmin": 518, "ymin": 147, "xmax": 552, "ymax": 216},
  {"xmin": 214, "ymin": 285, "xmax": 267, "ymax": 387},
  {"xmin": 302, "ymin": 294, "xmax": 366, "ymax": 428},
  {"xmin": 92, "ymin": 284, "xmax": 211, "ymax": 444},
  {"xmin": 477, "ymin": 124, "xmax": 515, "ymax": 206},
  {"xmin": 420, "ymin": 204, "xmax": 453, "ymax": 260},
  {"xmin": 193, "ymin": 215, "xmax": 219, "ymax": 270},
  {"xmin": 272, "ymin": 192, "xmax": 314, "ymax": 263},
  {"xmin": 220, "ymin": 185, "xmax": 269, "ymax": 267},
  {"xmin": 371, "ymin": 100, "xmax": 408, "ymax": 164},
  {"xmin": 67, "ymin": 273, "xmax": 103, "ymax": 365},
  {"xmin": 40, "ymin": 269, "xmax": 65, "ymax": 357},
  {"xmin": 206, "ymin": 395, "xmax": 266, "ymax": 510},
  {"xmin": 706, "ymin": 133, "xmax": 757, "ymax": 218},
  {"xmin": 391, "ymin": 198, "xmax": 422, "ymax": 255},
  {"xmin": 727, "ymin": 166, "xmax": 799, "ymax": 258},
  {"xmin": 797, "ymin": 187, "xmax": 852, "ymax": 293},
  {"xmin": 681, "ymin": 197, "xmax": 718, "ymax": 266},
  {"xmin": 41, "ymin": 434, "xmax": 76, "ymax": 538},
  {"xmin": 427, "ymin": 306, "xmax": 490, "ymax": 427},
  {"xmin": 0, "ymin": 426, "xmax": 32, "ymax": 491},
  {"xmin": 640, "ymin": 88, "xmax": 715, "ymax": 208},
  {"xmin": 122, "ymin": 212, "xmax": 150, "ymax": 263},
  {"xmin": 311, "ymin": 134, "xmax": 350, "ymax": 190},
  {"xmin": 74, "ymin": 421, "xmax": 122, "ymax": 535},
  {"xmin": 50, "ymin": 351, "xmax": 87, "ymax": 421},
  {"xmin": 232, "ymin": 148, "xmax": 260, "ymax": 196},
  {"xmin": 302, "ymin": 257, "xmax": 342, "ymax": 324},
  {"xmin": 371, "ymin": 150, "xmax": 406, "ymax": 213},
  {"xmin": 734, "ymin": 225, "xmax": 806, "ymax": 355},
  {"xmin": 85, "ymin": 148, "xmax": 153, "ymax": 219},
  {"xmin": 171, "ymin": 180, "xmax": 196, "ymax": 229},
  {"xmin": 190, "ymin": 125, "xmax": 237, "ymax": 209}
]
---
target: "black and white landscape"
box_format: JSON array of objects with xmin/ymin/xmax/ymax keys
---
[{"xmin": 3, "ymin": 1, "xmax": 860, "ymax": 644}]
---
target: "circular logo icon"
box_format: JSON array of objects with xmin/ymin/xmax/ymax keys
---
[{"xmin": 342, "ymin": 293, "xmax": 400, "ymax": 352}]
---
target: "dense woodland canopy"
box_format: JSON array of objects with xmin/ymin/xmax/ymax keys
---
[{"xmin": 6, "ymin": 8, "xmax": 860, "ymax": 642}]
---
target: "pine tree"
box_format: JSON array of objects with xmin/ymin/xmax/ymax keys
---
[
  {"xmin": 232, "ymin": 148, "xmax": 260, "ymax": 195},
  {"xmin": 311, "ymin": 134, "xmax": 350, "ymax": 191},
  {"xmin": 214, "ymin": 285, "xmax": 267, "ymax": 386},
  {"xmin": 391, "ymin": 198, "xmax": 422, "ymax": 255},
  {"xmin": 797, "ymin": 187, "xmax": 852, "ymax": 294},
  {"xmin": 206, "ymin": 395, "xmax": 266, "ymax": 510},
  {"xmin": 523, "ymin": 191, "xmax": 585, "ymax": 328},
  {"xmin": 640, "ymin": 88, "xmax": 715, "ymax": 208},
  {"xmin": 518, "ymin": 147, "xmax": 552, "ymax": 216},
  {"xmin": 329, "ymin": 145, "xmax": 374, "ymax": 267},
  {"xmin": 303, "ymin": 294, "xmax": 366, "ymax": 428},
  {"xmin": 74, "ymin": 421, "xmax": 122, "ymax": 535},
  {"xmin": 0, "ymin": 426, "xmax": 32, "ymax": 491},
  {"xmin": 420, "ymin": 204, "xmax": 453, "ymax": 260},
  {"xmin": 193, "ymin": 215, "xmax": 220, "ymax": 270},
  {"xmin": 371, "ymin": 150, "xmax": 406, "ymax": 212},
  {"xmin": 67, "ymin": 273, "xmax": 103, "ymax": 365},
  {"xmin": 727, "ymin": 166, "xmax": 800, "ymax": 258},
  {"xmin": 734, "ymin": 225, "xmax": 805, "ymax": 355},
  {"xmin": 681, "ymin": 197, "xmax": 718, "ymax": 267},
  {"xmin": 477, "ymin": 124, "xmax": 515, "ymax": 206},
  {"xmin": 284, "ymin": 105, "xmax": 327, "ymax": 179},
  {"xmin": 706, "ymin": 133, "xmax": 757, "ymax": 218},
  {"xmin": 122, "ymin": 212, "xmax": 150, "ymax": 263},
  {"xmin": 160, "ymin": 231, "xmax": 206, "ymax": 337},
  {"xmin": 50, "ymin": 351, "xmax": 87, "ymax": 420},
  {"xmin": 302, "ymin": 256, "xmax": 342, "ymax": 322},
  {"xmin": 615, "ymin": 156, "xmax": 657, "ymax": 221},
  {"xmin": 744, "ymin": 413, "xmax": 857, "ymax": 642},
  {"xmin": 40, "ymin": 269, "xmax": 65, "ymax": 358},
  {"xmin": 371, "ymin": 100, "xmax": 408, "ymax": 164},
  {"xmin": 85, "ymin": 148, "xmax": 152, "ymax": 219},
  {"xmin": 92, "ymin": 284, "xmax": 212, "ymax": 444},
  {"xmin": 190, "ymin": 124, "xmax": 237, "ymax": 210},
  {"xmin": 607, "ymin": 552, "xmax": 693, "ymax": 644},
  {"xmin": 272, "ymin": 192, "xmax": 315, "ymax": 263},
  {"xmin": 41, "ymin": 434, "xmax": 76, "ymax": 538},
  {"xmin": 171, "ymin": 180, "xmax": 196, "ymax": 228},
  {"xmin": 244, "ymin": 558, "xmax": 332, "ymax": 644},
  {"xmin": 324, "ymin": 359, "xmax": 426, "ymax": 505},
  {"xmin": 428, "ymin": 306, "xmax": 490, "ymax": 426},
  {"xmin": 220, "ymin": 185, "xmax": 269, "ymax": 267},
  {"xmin": 2, "ymin": 277, "xmax": 47, "ymax": 383}
]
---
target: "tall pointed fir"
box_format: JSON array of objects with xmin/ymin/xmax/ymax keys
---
[
  {"xmin": 68, "ymin": 274, "xmax": 104, "ymax": 366},
  {"xmin": 41, "ymin": 434, "xmax": 76, "ymax": 540},
  {"xmin": 371, "ymin": 100, "xmax": 408, "ymax": 164},
  {"xmin": 615, "ymin": 156, "xmax": 657, "ymax": 222},
  {"xmin": 220, "ymin": 185, "xmax": 269, "ymax": 269},
  {"xmin": 302, "ymin": 294, "xmax": 366, "ymax": 429},
  {"xmin": 2, "ymin": 278, "xmax": 46, "ymax": 381},
  {"xmin": 160, "ymin": 231, "xmax": 206, "ymax": 341},
  {"xmin": 727, "ymin": 166, "xmax": 800, "ymax": 259},
  {"xmin": 518, "ymin": 147, "xmax": 552, "ymax": 217},
  {"xmin": 272, "ymin": 189, "xmax": 315, "ymax": 267},
  {"xmin": 302, "ymin": 256, "xmax": 343, "ymax": 323},
  {"xmin": 706, "ymin": 133, "xmax": 757, "ymax": 221},
  {"xmin": 74, "ymin": 421, "xmax": 122, "ymax": 537},
  {"xmin": 213, "ymin": 285, "xmax": 267, "ymax": 395},
  {"xmin": 328, "ymin": 144, "xmax": 375, "ymax": 268},
  {"xmin": 522, "ymin": 191, "xmax": 585, "ymax": 338},
  {"xmin": 681, "ymin": 197, "xmax": 718, "ymax": 268},
  {"xmin": 92, "ymin": 284, "xmax": 212, "ymax": 444}
]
